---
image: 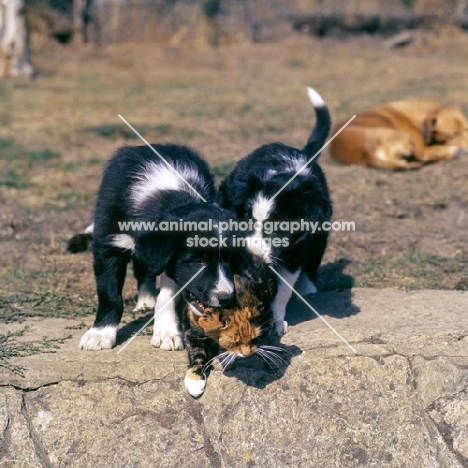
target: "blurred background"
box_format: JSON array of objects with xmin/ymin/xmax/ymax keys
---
[{"xmin": 1, "ymin": 0, "xmax": 468, "ymax": 324}]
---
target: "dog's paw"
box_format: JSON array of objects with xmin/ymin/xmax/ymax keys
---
[
  {"xmin": 133, "ymin": 294, "xmax": 156, "ymax": 312},
  {"xmin": 79, "ymin": 326, "xmax": 117, "ymax": 350},
  {"xmin": 151, "ymin": 328, "xmax": 184, "ymax": 350},
  {"xmin": 133, "ymin": 279, "xmax": 157, "ymax": 312},
  {"xmin": 454, "ymin": 147, "xmax": 468, "ymax": 159},
  {"xmin": 295, "ymin": 275, "xmax": 318, "ymax": 296},
  {"xmin": 184, "ymin": 370, "xmax": 206, "ymax": 397},
  {"xmin": 273, "ymin": 320, "xmax": 289, "ymax": 336}
]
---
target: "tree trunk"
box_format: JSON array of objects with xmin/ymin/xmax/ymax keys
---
[{"xmin": 0, "ymin": 0, "xmax": 34, "ymax": 77}]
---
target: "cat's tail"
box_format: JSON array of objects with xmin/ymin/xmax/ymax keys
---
[
  {"xmin": 67, "ymin": 223, "xmax": 94, "ymax": 253},
  {"xmin": 302, "ymin": 87, "xmax": 331, "ymax": 159}
]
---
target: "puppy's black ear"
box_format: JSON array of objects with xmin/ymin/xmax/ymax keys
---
[{"xmin": 134, "ymin": 232, "xmax": 175, "ymax": 276}]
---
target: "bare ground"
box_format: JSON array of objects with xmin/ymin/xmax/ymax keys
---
[{"xmin": 1, "ymin": 30, "xmax": 468, "ymax": 324}]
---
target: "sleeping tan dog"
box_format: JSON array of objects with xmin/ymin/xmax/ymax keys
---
[{"xmin": 330, "ymin": 100, "xmax": 468, "ymax": 170}]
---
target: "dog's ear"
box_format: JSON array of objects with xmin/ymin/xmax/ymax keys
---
[
  {"xmin": 199, "ymin": 311, "xmax": 223, "ymax": 331},
  {"xmin": 134, "ymin": 232, "xmax": 175, "ymax": 276},
  {"xmin": 423, "ymin": 112, "xmax": 438, "ymax": 145}
]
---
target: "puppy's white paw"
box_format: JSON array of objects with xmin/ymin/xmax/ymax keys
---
[
  {"xmin": 274, "ymin": 320, "xmax": 289, "ymax": 336},
  {"xmin": 79, "ymin": 326, "xmax": 117, "ymax": 350},
  {"xmin": 133, "ymin": 279, "xmax": 157, "ymax": 312},
  {"xmin": 184, "ymin": 373, "xmax": 206, "ymax": 397},
  {"xmin": 151, "ymin": 329, "xmax": 184, "ymax": 350},
  {"xmin": 133, "ymin": 294, "xmax": 157, "ymax": 312},
  {"xmin": 295, "ymin": 275, "xmax": 318, "ymax": 296}
]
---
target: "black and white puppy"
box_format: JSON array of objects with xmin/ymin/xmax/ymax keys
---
[
  {"xmin": 219, "ymin": 88, "xmax": 332, "ymax": 336},
  {"xmin": 80, "ymin": 144, "xmax": 237, "ymax": 351}
]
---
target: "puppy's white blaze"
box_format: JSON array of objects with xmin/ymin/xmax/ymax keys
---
[
  {"xmin": 251, "ymin": 193, "xmax": 274, "ymax": 222},
  {"xmin": 79, "ymin": 325, "xmax": 118, "ymax": 350},
  {"xmin": 134, "ymin": 277, "xmax": 157, "ymax": 311},
  {"xmin": 246, "ymin": 230, "xmax": 272, "ymax": 262},
  {"xmin": 111, "ymin": 234, "xmax": 135, "ymax": 251},
  {"xmin": 307, "ymin": 86, "xmax": 326, "ymax": 108},
  {"xmin": 216, "ymin": 265, "xmax": 234, "ymax": 294},
  {"xmin": 84, "ymin": 223, "xmax": 94, "ymax": 234},
  {"xmin": 184, "ymin": 376, "xmax": 206, "ymax": 397},
  {"xmin": 131, "ymin": 162, "xmax": 201, "ymax": 206}
]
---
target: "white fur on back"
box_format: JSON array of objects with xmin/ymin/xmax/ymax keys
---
[{"xmin": 131, "ymin": 162, "xmax": 201, "ymax": 206}]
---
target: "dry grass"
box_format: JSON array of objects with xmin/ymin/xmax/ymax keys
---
[{"xmin": 1, "ymin": 31, "xmax": 468, "ymax": 323}]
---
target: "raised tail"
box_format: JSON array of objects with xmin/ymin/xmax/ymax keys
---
[
  {"xmin": 302, "ymin": 87, "xmax": 332, "ymax": 158},
  {"xmin": 66, "ymin": 223, "xmax": 94, "ymax": 253}
]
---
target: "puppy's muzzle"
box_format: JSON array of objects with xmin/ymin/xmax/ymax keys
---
[{"xmin": 217, "ymin": 291, "xmax": 235, "ymax": 307}]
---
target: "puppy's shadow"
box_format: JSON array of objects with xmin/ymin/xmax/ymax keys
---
[
  {"xmin": 225, "ymin": 259, "xmax": 359, "ymax": 389},
  {"xmin": 115, "ymin": 311, "xmax": 154, "ymax": 345},
  {"xmin": 286, "ymin": 258, "xmax": 360, "ymax": 325}
]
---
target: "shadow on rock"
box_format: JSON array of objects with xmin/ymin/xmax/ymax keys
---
[
  {"xmin": 115, "ymin": 312, "xmax": 154, "ymax": 345},
  {"xmin": 221, "ymin": 342, "xmax": 302, "ymax": 390},
  {"xmin": 286, "ymin": 258, "xmax": 360, "ymax": 326}
]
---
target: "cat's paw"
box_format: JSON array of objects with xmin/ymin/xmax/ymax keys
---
[
  {"xmin": 184, "ymin": 370, "xmax": 206, "ymax": 397},
  {"xmin": 274, "ymin": 320, "xmax": 289, "ymax": 336},
  {"xmin": 79, "ymin": 326, "xmax": 117, "ymax": 350},
  {"xmin": 151, "ymin": 328, "xmax": 184, "ymax": 350}
]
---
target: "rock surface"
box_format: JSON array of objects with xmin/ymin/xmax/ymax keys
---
[{"xmin": 1, "ymin": 288, "xmax": 468, "ymax": 467}]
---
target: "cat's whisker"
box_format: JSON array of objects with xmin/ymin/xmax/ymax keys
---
[
  {"xmin": 216, "ymin": 351, "xmax": 234, "ymax": 371},
  {"xmin": 224, "ymin": 352, "xmax": 238, "ymax": 370},
  {"xmin": 261, "ymin": 345, "xmax": 292, "ymax": 355},
  {"xmin": 203, "ymin": 351, "xmax": 229, "ymax": 373},
  {"xmin": 259, "ymin": 348, "xmax": 288, "ymax": 367},
  {"xmin": 256, "ymin": 349, "xmax": 281, "ymax": 370}
]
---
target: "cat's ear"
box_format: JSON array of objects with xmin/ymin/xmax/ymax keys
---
[{"xmin": 199, "ymin": 311, "xmax": 223, "ymax": 331}]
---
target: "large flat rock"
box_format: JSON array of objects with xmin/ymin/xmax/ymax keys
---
[{"xmin": 1, "ymin": 288, "xmax": 468, "ymax": 467}]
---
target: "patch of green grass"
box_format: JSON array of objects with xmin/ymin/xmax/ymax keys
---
[
  {"xmin": 0, "ymin": 138, "xmax": 64, "ymax": 188},
  {"xmin": 0, "ymin": 169, "xmax": 28, "ymax": 189},
  {"xmin": 87, "ymin": 156, "xmax": 102, "ymax": 166},
  {"xmin": 59, "ymin": 161, "xmax": 79, "ymax": 172},
  {"xmin": 51, "ymin": 190, "xmax": 90, "ymax": 210},
  {"xmin": 28, "ymin": 149, "xmax": 61, "ymax": 164},
  {"xmin": 0, "ymin": 326, "xmax": 72, "ymax": 377},
  {"xmin": 400, "ymin": 0, "xmax": 414, "ymax": 8},
  {"xmin": 126, "ymin": 86, "xmax": 145, "ymax": 96},
  {"xmin": 83, "ymin": 123, "xmax": 170, "ymax": 139},
  {"xmin": 0, "ymin": 137, "xmax": 15, "ymax": 150},
  {"xmin": 84, "ymin": 123, "xmax": 135, "ymax": 139},
  {"xmin": 288, "ymin": 58, "xmax": 305, "ymax": 69}
]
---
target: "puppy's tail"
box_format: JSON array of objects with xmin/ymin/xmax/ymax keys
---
[
  {"xmin": 66, "ymin": 223, "xmax": 94, "ymax": 253},
  {"xmin": 302, "ymin": 87, "xmax": 331, "ymax": 158}
]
